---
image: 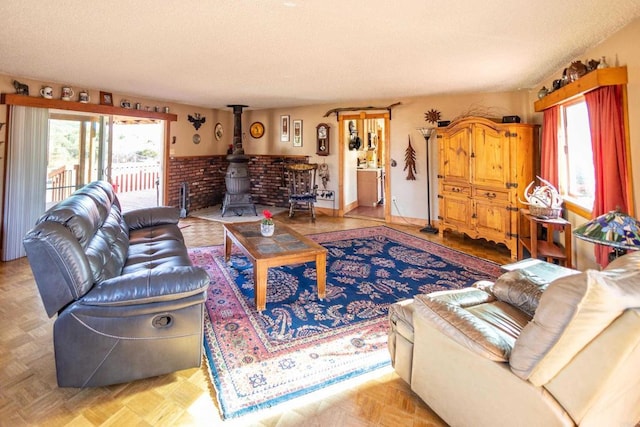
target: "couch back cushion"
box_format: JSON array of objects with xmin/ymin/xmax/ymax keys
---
[
  {"xmin": 24, "ymin": 181, "xmax": 129, "ymax": 315},
  {"xmin": 510, "ymin": 253, "xmax": 640, "ymax": 385},
  {"xmin": 85, "ymin": 205, "xmax": 130, "ymax": 283}
]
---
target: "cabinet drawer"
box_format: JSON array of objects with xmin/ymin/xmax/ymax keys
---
[
  {"xmin": 472, "ymin": 187, "xmax": 508, "ymax": 202},
  {"xmin": 442, "ymin": 183, "xmax": 470, "ymax": 195}
]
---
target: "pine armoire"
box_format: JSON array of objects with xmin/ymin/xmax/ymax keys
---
[{"xmin": 436, "ymin": 116, "xmax": 539, "ymax": 259}]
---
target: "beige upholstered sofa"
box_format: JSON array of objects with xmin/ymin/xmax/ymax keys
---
[{"xmin": 388, "ymin": 252, "xmax": 640, "ymax": 426}]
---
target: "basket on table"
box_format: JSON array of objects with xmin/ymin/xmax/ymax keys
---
[{"xmin": 529, "ymin": 205, "xmax": 562, "ymax": 219}]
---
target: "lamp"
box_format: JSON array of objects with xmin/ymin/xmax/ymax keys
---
[
  {"xmin": 573, "ymin": 210, "xmax": 640, "ymax": 261},
  {"xmin": 418, "ymin": 127, "xmax": 437, "ymax": 234}
]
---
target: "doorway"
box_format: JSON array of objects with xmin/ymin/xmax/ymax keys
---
[
  {"xmin": 111, "ymin": 117, "xmax": 164, "ymax": 210},
  {"xmin": 339, "ymin": 112, "xmax": 390, "ymax": 222},
  {"xmin": 46, "ymin": 111, "xmax": 164, "ymax": 211}
]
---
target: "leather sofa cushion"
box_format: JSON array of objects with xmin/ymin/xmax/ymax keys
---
[
  {"xmin": 415, "ymin": 287, "xmax": 531, "ymax": 362},
  {"xmin": 510, "ymin": 252, "xmax": 640, "ymax": 386},
  {"xmin": 81, "ymin": 266, "xmax": 210, "ymax": 306},
  {"xmin": 124, "ymin": 207, "xmax": 180, "ymax": 230},
  {"xmin": 492, "ymin": 270, "xmax": 548, "ymax": 317},
  {"xmin": 85, "ymin": 206, "xmax": 130, "ymax": 284},
  {"xmin": 37, "ymin": 193, "xmax": 104, "ymax": 249}
]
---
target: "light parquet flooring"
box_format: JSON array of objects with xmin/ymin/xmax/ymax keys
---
[{"xmin": 0, "ymin": 212, "xmax": 511, "ymax": 427}]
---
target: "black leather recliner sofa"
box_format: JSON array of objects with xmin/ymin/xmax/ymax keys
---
[{"xmin": 23, "ymin": 181, "xmax": 210, "ymax": 387}]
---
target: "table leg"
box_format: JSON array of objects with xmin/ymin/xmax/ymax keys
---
[
  {"xmin": 254, "ymin": 260, "xmax": 268, "ymax": 312},
  {"xmin": 316, "ymin": 253, "xmax": 326, "ymax": 300},
  {"xmin": 224, "ymin": 230, "xmax": 232, "ymax": 262}
]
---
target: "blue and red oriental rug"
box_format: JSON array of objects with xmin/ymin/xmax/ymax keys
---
[{"xmin": 188, "ymin": 226, "xmax": 501, "ymax": 419}]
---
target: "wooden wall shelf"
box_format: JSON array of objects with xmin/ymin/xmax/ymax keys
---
[
  {"xmin": 534, "ymin": 66, "xmax": 627, "ymax": 112},
  {"xmin": 0, "ymin": 93, "xmax": 178, "ymax": 121}
]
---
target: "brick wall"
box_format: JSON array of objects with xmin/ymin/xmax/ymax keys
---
[{"xmin": 167, "ymin": 155, "xmax": 308, "ymax": 211}]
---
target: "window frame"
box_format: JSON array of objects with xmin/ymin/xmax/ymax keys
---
[{"xmin": 557, "ymin": 97, "xmax": 595, "ymax": 218}]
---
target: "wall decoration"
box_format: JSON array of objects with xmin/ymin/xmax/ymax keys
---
[
  {"xmin": 318, "ymin": 162, "xmax": 330, "ymax": 189},
  {"xmin": 316, "ymin": 123, "xmax": 330, "ymax": 156},
  {"xmin": 292, "ymin": 119, "xmax": 302, "ymax": 147},
  {"xmin": 280, "ymin": 115, "xmax": 290, "ymax": 142},
  {"xmin": 215, "ymin": 123, "xmax": 223, "ymax": 141},
  {"xmin": 188, "ymin": 113, "xmax": 206, "ymax": 130},
  {"xmin": 250, "ymin": 122, "xmax": 265, "ymax": 138},
  {"xmin": 100, "ymin": 91, "xmax": 113, "ymax": 106},
  {"xmin": 424, "ymin": 108, "xmax": 441, "ymax": 124},
  {"xmin": 404, "ymin": 136, "xmax": 417, "ymax": 180}
]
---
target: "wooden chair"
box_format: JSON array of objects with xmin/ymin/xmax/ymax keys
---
[{"xmin": 285, "ymin": 163, "xmax": 318, "ymax": 221}]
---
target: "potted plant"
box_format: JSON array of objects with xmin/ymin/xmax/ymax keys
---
[{"xmin": 261, "ymin": 209, "xmax": 275, "ymax": 237}]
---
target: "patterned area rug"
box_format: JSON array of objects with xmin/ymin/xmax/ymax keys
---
[{"xmin": 188, "ymin": 226, "xmax": 502, "ymax": 419}]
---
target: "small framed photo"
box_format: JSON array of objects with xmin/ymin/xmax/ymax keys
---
[
  {"xmin": 280, "ymin": 115, "xmax": 290, "ymax": 142},
  {"xmin": 100, "ymin": 91, "xmax": 113, "ymax": 106},
  {"xmin": 293, "ymin": 119, "xmax": 303, "ymax": 147}
]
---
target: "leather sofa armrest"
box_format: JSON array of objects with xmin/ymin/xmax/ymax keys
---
[
  {"xmin": 124, "ymin": 207, "xmax": 180, "ymax": 230},
  {"xmin": 81, "ymin": 266, "xmax": 210, "ymax": 306},
  {"xmin": 414, "ymin": 288, "xmax": 513, "ymax": 362}
]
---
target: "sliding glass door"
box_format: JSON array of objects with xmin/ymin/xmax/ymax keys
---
[
  {"xmin": 46, "ymin": 111, "xmax": 164, "ymax": 210},
  {"xmin": 47, "ymin": 112, "xmax": 109, "ymax": 208}
]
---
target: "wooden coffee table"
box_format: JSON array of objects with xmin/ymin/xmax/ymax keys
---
[{"xmin": 223, "ymin": 221, "xmax": 327, "ymax": 312}]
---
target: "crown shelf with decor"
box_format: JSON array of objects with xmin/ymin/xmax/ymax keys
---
[
  {"xmin": 0, "ymin": 93, "xmax": 178, "ymax": 121},
  {"xmin": 534, "ymin": 66, "xmax": 627, "ymax": 112}
]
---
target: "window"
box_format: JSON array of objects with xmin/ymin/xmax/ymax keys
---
[{"xmin": 558, "ymin": 98, "xmax": 595, "ymax": 212}]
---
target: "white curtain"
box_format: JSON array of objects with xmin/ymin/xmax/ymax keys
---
[{"xmin": 2, "ymin": 106, "xmax": 49, "ymax": 261}]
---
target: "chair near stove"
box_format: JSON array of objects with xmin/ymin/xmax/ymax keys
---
[{"xmin": 285, "ymin": 163, "xmax": 319, "ymax": 222}]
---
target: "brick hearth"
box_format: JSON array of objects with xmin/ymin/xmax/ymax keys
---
[{"xmin": 167, "ymin": 155, "xmax": 309, "ymax": 212}]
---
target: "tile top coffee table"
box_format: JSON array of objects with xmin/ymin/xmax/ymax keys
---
[{"xmin": 223, "ymin": 220, "xmax": 327, "ymax": 312}]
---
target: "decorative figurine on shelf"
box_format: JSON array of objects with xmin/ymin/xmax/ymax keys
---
[
  {"xmin": 404, "ymin": 136, "xmax": 417, "ymax": 180},
  {"xmin": 13, "ymin": 80, "xmax": 29, "ymax": 95},
  {"xmin": 519, "ymin": 176, "xmax": 563, "ymax": 219},
  {"xmin": 567, "ymin": 60, "xmax": 588, "ymax": 82},
  {"xmin": 587, "ymin": 59, "xmax": 601, "ymax": 72},
  {"xmin": 537, "ymin": 86, "xmax": 549, "ymax": 99},
  {"xmin": 597, "ymin": 56, "xmax": 609, "ymax": 69}
]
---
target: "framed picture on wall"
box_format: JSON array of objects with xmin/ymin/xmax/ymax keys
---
[
  {"xmin": 100, "ymin": 91, "xmax": 113, "ymax": 106},
  {"xmin": 280, "ymin": 115, "xmax": 290, "ymax": 142},
  {"xmin": 293, "ymin": 119, "xmax": 302, "ymax": 147}
]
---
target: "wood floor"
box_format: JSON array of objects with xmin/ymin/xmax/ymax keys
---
[{"xmin": 0, "ymin": 212, "xmax": 511, "ymax": 427}]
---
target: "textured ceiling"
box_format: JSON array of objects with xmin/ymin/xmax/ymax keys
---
[{"xmin": 1, "ymin": 0, "xmax": 640, "ymax": 109}]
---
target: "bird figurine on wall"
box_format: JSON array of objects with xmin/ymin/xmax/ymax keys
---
[{"xmin": 188, "ymin": 113, "xmax": 206, "ymax": 130}]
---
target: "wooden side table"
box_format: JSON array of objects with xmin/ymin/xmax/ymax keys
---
[{"xmin": 518, "ymin": 209, "xmax": 572, "ymax": 267}]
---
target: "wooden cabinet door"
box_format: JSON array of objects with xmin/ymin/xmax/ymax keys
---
[
  {"xmin": 440, "ymin": 194, "xmax": 471, "ymax": 231},
  {"xmin": 473, "ymin": 199, "xmax": 510, "ymax": 243},
  {"xmin": 471, "ymin": 123, "xmax": 509, "ymax": 188},
  {"xmin": 439, "ymin": 126, "xmax": 470, "ymax": 183}
]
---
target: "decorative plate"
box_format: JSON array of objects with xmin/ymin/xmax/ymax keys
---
[
  {"xmin": 215, "ymin": 123, "xmax": 223, "ymax": 141},
  {"xmin": 192, "ymin": 133, "xmax": 201, "ymax": 144},
  {"xmin": 250, "ymin": 121, "xmax": 265, "ymax": 138}
]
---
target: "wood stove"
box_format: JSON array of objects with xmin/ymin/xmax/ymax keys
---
[{"xmin": 221, "ymin": 104, "xmax": 257, "ymax": 217}]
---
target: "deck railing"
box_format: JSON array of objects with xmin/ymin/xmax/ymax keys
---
[
  {"xmin": 46, "ymin": 163, "xmax": 160, "ymax": 204},
  {"xmin": 111, "ymin": 163, "xmax": 160, "ymax": 194}
]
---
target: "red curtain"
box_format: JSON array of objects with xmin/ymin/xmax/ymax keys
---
[
  {"xmin": 540, "ymin": 106, "xmax": 559, "ymax": 187},
  {"xmin": 585, "ymin": 85, "xmax": 629, "ymax": 267}
]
